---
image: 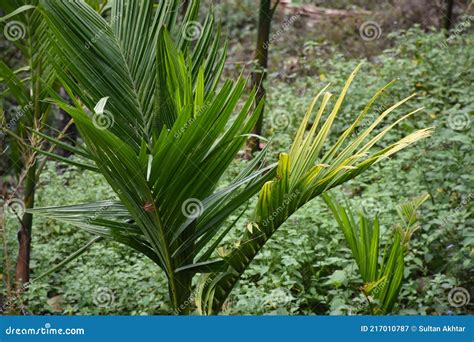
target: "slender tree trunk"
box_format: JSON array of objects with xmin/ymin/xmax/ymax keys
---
[
  {"xmin": 169, "ymin": 231, "xmax": 194, "ymax": 314},
  {"xmin": 12, "ymin": 6, "xmax": 43, "ymax": 294},
  {"xmin": 444, "ymin": 0, "xmax": 454, "ymax": 31},
  {"xmin": 15, "ymin": 161, "xmax": 36, "ymax": 286},
  {"xmin": 15, "ymin": 33, "xmax": 41, "ymax": 287},
  {"xmin": 1, "ymin": 183, "xmax": 12, "ymax": 308},
  {"xmin": 247, "ymin": 0, "xmax": 277, "ymax": 156},
  {"xmin": 56, "ymin": 88, "xmax": 77, "ymax": 158},
  {"xmin": 181, "ymin": 0, "xmax": 189, "ymax": 15},
  {"xmin": 170, "ymin": 273, "xmax": 192, "ymax": 315}
]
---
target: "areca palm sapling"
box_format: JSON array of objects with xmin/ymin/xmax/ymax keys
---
[
  {"xmin": 195, "ymin": 76, "xmax": 432, "ymax": 314},
  {"xmin": 323, "ymin": 193, "xmax": 430, "ymax": 314},
  {"xmin": 30, "ymin": 0, "xmax": 432, "ymax": 314},
  {"xmin": 0, "ymin": 0, "xmax": 56, "ymax": 289}
]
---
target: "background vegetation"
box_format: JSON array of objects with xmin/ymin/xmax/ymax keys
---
[{"xmin": 1, "ymin": 0, "xmax": 473, "ymax": 315}]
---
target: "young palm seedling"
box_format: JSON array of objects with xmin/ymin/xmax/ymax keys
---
[
  {"xmin": 28, "ymin": 0, "xmax": 432, "ymax": 314},
  {"xmin": 1, "ymin": 0, "xmax": 56, "ymax": 291},
  {"xmin": 323, "ymin": 193, "xmax": 430, "ymax": 314}
]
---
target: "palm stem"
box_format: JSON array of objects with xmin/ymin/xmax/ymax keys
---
[{"xmin": 15, "ymin": 161, "xmax": 36, "ymax": 286}]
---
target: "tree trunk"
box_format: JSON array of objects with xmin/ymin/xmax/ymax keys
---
[
  {"xmin": 444, "ymin": 0, "xmax": 454, "ymax": 31},
  {"xmin": 15, "ymin": 161, "xmax": 36, "ymax": 286},
  {"xmin": 181, "ymin": 0, "xmax": 189, "ymax": 15},
  {"xmin": 169, "ymin": 231, "xmax": 194, "ymax": 314},
  {"xmin": 169, "ymin": 272, "xmax": 192, "ymax": 315},
  {"xmin": 247, "ymin": 0, "xmax": 276, "ymax": 156},
  {"xmin": 56, "ymin": 87, "xmax": 77, "ymax": 158}
]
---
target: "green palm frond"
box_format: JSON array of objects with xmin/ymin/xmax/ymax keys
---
[
  {"xmin": 196, "ymin": 65, "xmax": 433, "ymax": 314},
  {"xmin": 25, "ymin": 0, "xmax": 433, "ymax": 314},
  {"xmin": 396, "ymin": 193, "xmax": 430, "ymax": 246},
  {"xmin": 30, "ymin": 1, "xmax": 269, "ymax": 310},
  {"xmin": 1, "ymin": 1, "xmax": 54, "ymax": 166},
  {"xmin": 323, "ymin": 193, "xmax": 429, "ymax": 314},
  {"xmin": 38, "ymin": 0, "xmax": 225, "ymax": 150}
]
